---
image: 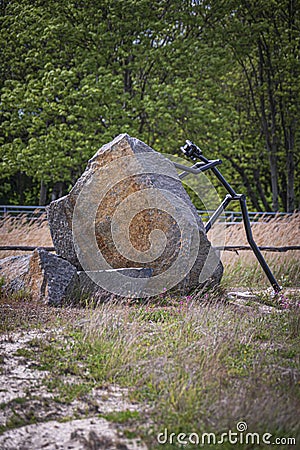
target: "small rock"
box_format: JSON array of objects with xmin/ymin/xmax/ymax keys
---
[
  {"xmin": 0, "ymin": 254, "xmax": 31, "ymax": 292},
  {"xmin": 0, "ymin": 248, "xmax": 78, "ymax": 306}
]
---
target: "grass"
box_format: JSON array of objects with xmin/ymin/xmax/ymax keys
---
[
  {"xmin": 0, "ymin": 214, "xmax": 299, "ymax": 447},
  {"xmin": 49, "ymin": 379, "xmax": 92, "ymax": 404},
  {"xmin": 215, "ymin": 213, "xmax": 300, "ymax": 288},
  {"xmin": 0, "ymin": 293, "xmax": 86, "ymax": 335},
  {"xmin": 0, "ymin": 411, "xmax": 38, "ymax": 435},
  {"xmin": 100, "ymin": 410, "xmax": 141, "ymax": 423},
  {"xmin": 2, "ymin": 294, "xmax": 299, "ymax": 448},
  {"xmin": 85, "ymin": 299, "xmax": 300, "ymax": 445}
]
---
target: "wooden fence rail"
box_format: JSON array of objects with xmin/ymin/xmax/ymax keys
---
[
  {"xmin": 215, "ymin": 246, "xmax": 300, "ymax": 252},
  {"xmin": 0, "ymin": 246, "xmax": 55, "ymax": 251},
  {"xmin": 0, "ymin": 245, "xmax": 299, "ymax": 252}
]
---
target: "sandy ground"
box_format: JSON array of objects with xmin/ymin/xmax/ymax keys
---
[{"xmin": 0, "ymin": 328, "xmax": 148, "ymax": 450}]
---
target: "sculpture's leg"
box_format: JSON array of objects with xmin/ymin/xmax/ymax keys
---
[
  {"xmin": 205, "ymin": 194, "xmax": 233, "ymax": 233},
  {"xmin": 239, "ymin": 194, "xmax": 281, "ymax": 293}
]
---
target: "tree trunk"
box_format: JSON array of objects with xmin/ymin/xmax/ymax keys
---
[
  {"xmin": 18, "ymin": 172, "xmax": 25, "ymax": 205},
  {"xmin": 39, "ymin": 180, "xmax": 47, "ymax": 206},
  {"xmin": 253, "ymin": 168, "xmax": 272, "ymax": 211},
  {"xmin": 51, "ymin": 182, "xmax": 65, "ymax": 201},
  {"xmin": 286, "ymin": 141, "xmax": 295, "ymax": 212},
  {"xmin": 269, "ymin": 143, "xmax": 279, "ymax": 211},
  {"xmin": 257, "ymin": 38, "xmax": 279, "ymax": 212}
]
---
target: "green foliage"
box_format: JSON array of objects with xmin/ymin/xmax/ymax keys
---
[{"xmin": 0, "ymin": 0, "xmax": 299, "ymax": 209}]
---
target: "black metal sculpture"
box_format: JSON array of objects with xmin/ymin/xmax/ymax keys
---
[{"xmin": 173, "ymin": 140, "xmax": 281, "ymax": 294}]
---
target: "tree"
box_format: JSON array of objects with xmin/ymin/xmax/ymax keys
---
[
  {"xmin": 0, "ymin": 0, "xmax": 233, "ymax": 204},
  {"xmin": 203, "ymin": 0, "xmax": 300, "ymax": 211},
  {"xmin": 0, "ymin": 0, "xmax": 299, "ymax": 211}
]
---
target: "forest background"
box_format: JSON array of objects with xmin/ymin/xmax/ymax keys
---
[{"xmin": 0, "ymin": 0, "xmax": 299, "ymax": 212}]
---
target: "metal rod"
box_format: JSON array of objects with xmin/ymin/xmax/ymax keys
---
[
  {"xmin": 239, "ymin": 195, "xmax": 281, "ymax": 293},
  {"xmin": 205, "ymin": 195, "xmax": 233, "ymax": 233},
  {"xmin": 197, "ymin": 154, "xmax": 237, "ymax": 198},
  {"xmin": 173, "ymin": 161, "xmax": 203, "ymax": 173},
  {"xmin": 176, "ymin": 160, "xmax": 222, "ymax": 179},
  {"xmin": 179, "ymin": 160, "xmax": 222, "ymax": 179}
]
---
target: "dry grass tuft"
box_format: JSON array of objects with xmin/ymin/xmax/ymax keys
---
[
  {"xmin": 210, "ymin": 213, "xmax": 300, "ymax": 288},
  {"xmin": 0, "ymin": 214, "xmax": 52, "ymax": 259},
  {"xmin": 222, "ymin": 213, "xmax": 299, "ymax": 248}
]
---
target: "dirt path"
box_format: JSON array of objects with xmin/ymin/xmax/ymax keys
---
[{"xmin": 0, "ymin": 328, "xmax": 148, "ymax": 450}]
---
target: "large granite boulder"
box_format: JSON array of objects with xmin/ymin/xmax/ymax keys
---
[
  {"xmin": 0, "ymin": 248, "xmax": 78, "ymax": 306},
  {"xmin": 47, "ymin": 134, "xmax": 222, "ymax": 297}
]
